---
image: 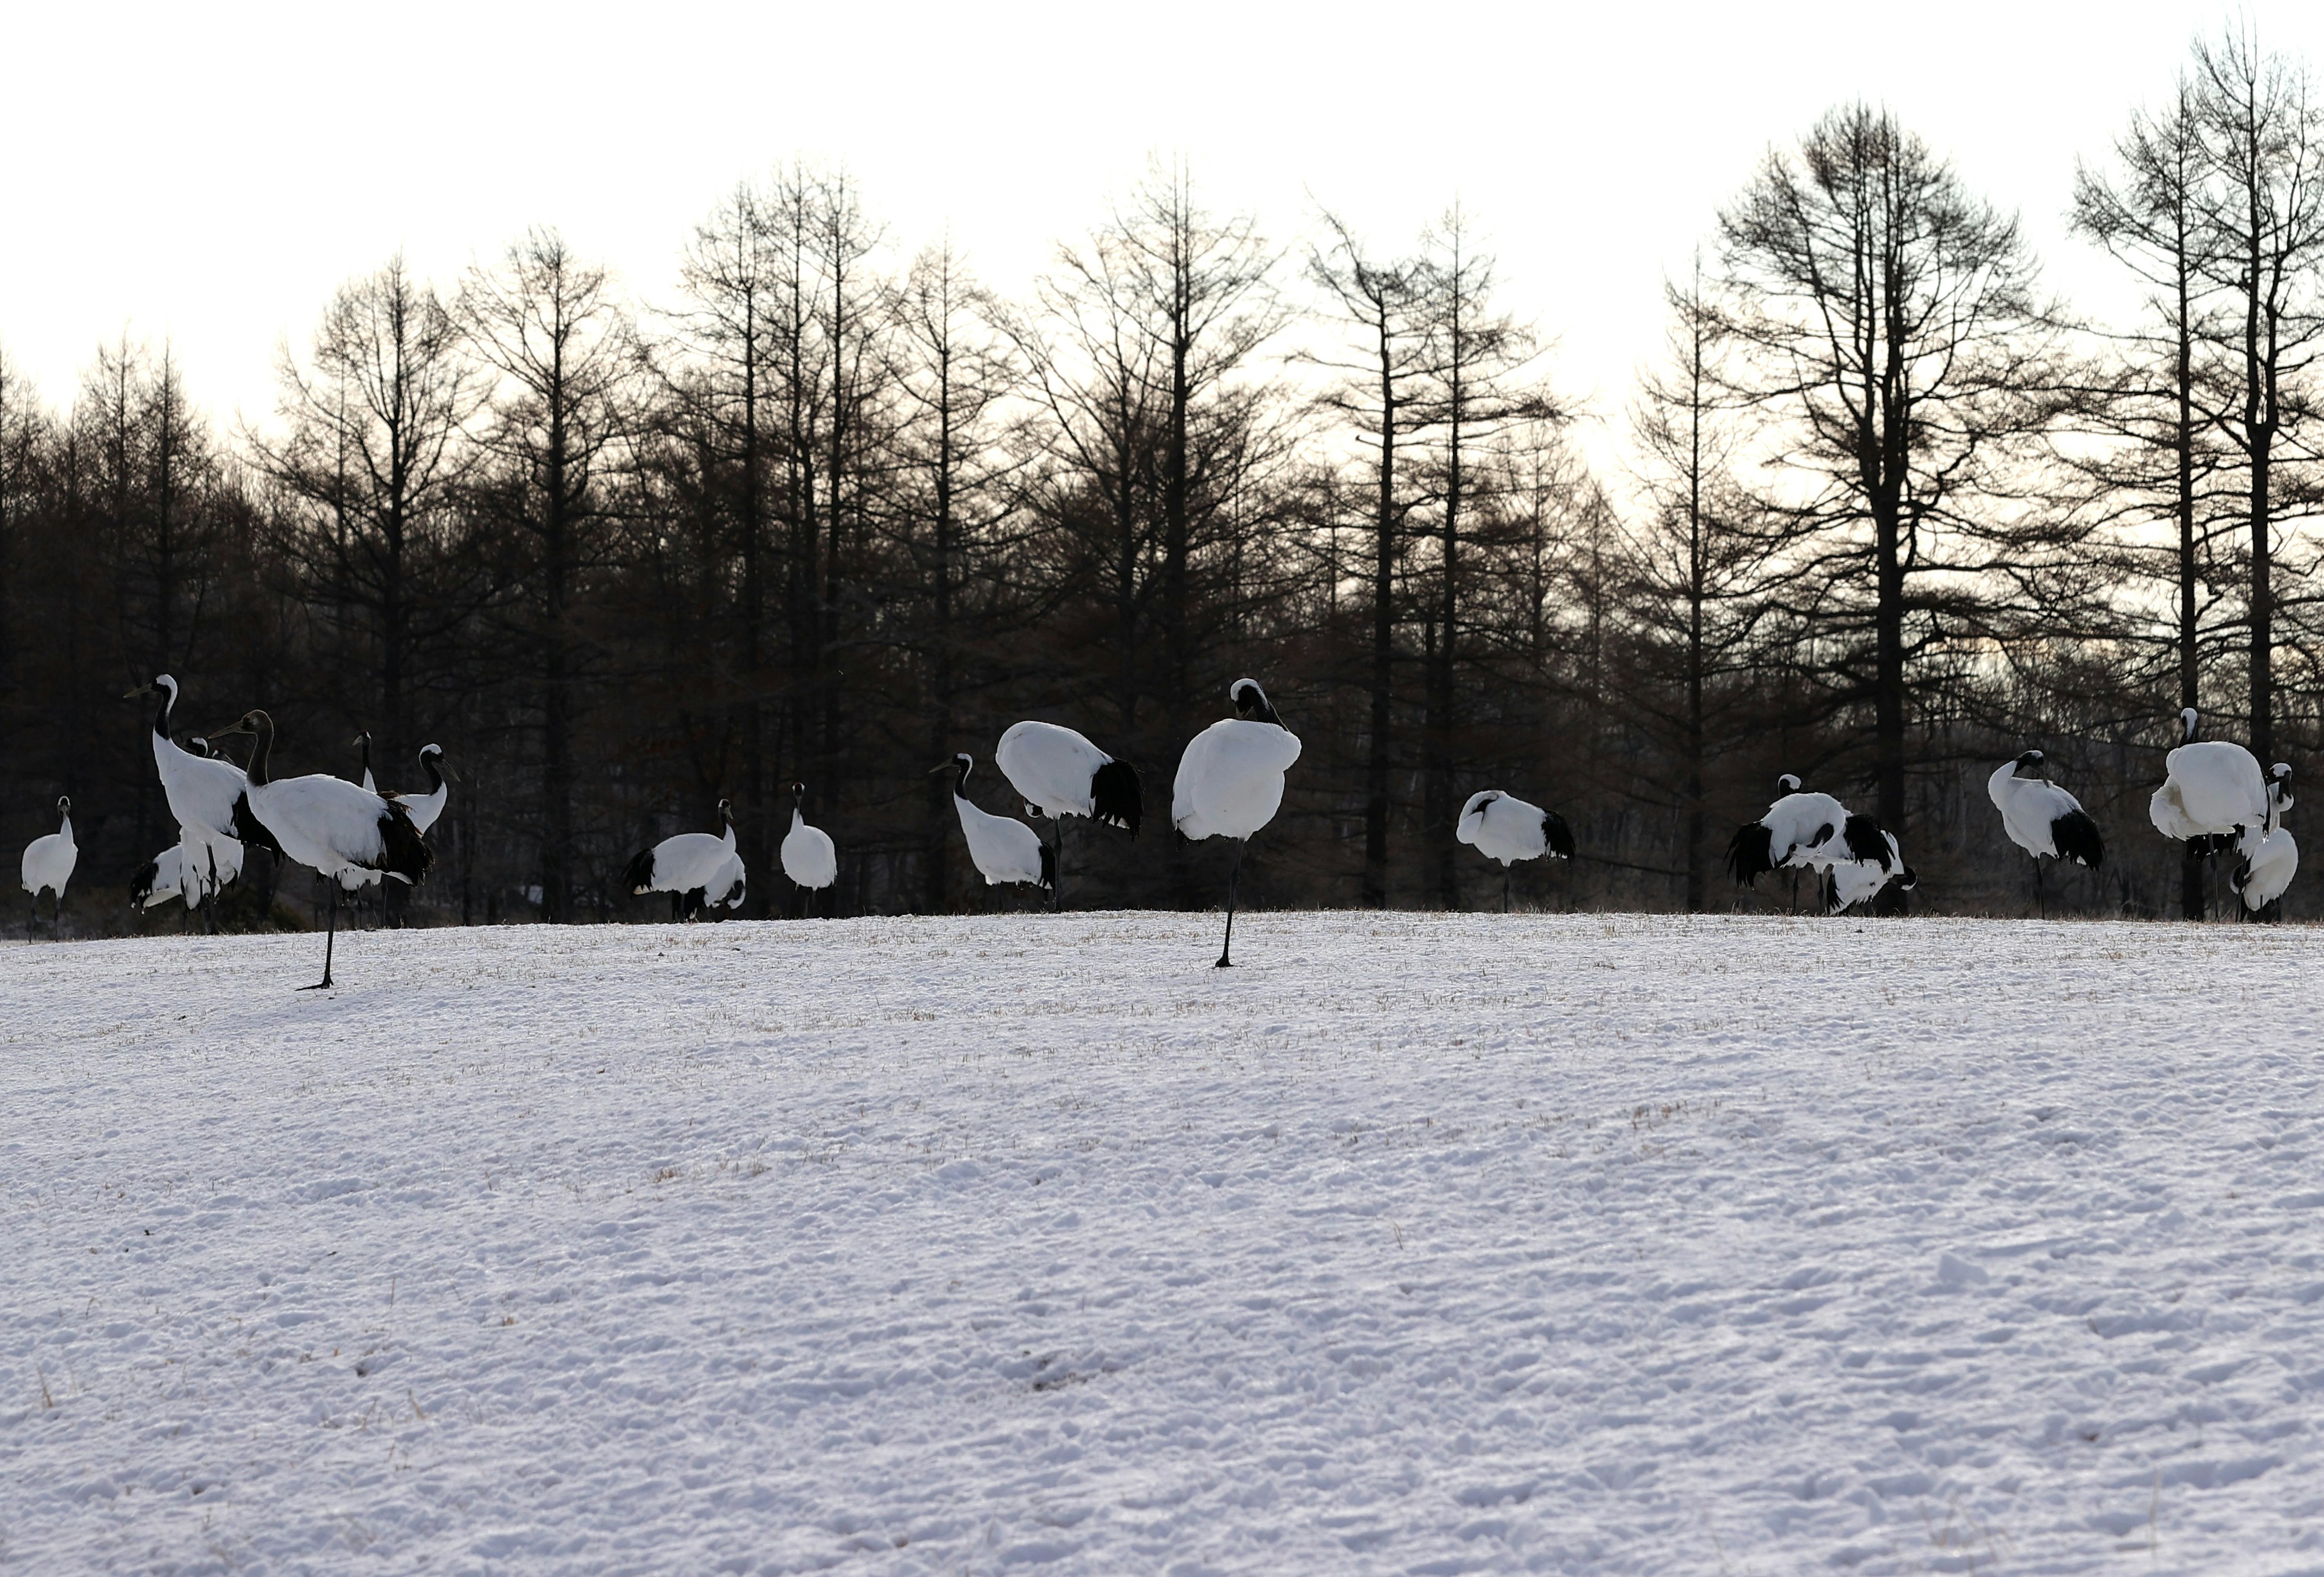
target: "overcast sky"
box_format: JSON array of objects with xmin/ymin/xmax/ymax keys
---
[{"xmin": 5, "ymin": 1, "xmax": 2321, "ymax": 438}]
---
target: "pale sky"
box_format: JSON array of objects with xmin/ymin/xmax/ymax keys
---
[{"xmin": 6, "ymin": 1, "xmax": 2321, "ymax": 441}]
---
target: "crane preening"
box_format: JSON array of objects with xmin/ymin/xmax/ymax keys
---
[
  {"xmin": 939, "ymin": 754, "xmax": 1052, "ymax": 899},
  {"xmin": 1456, "ymin": 789, "xmax": 1575, "ymax": 912}
]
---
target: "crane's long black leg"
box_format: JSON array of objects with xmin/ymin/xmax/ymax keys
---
[
  {"xmin": 303, "ymin": 884, "xmax": 338, "ymax": 990},
  {"xmin": 1051, "ymin": 820, "xmax": 1064, "ymax": 914},
  {"xmin": 1503, "ymin": 866, "xmax": 1512, "ymax": 914},
  {"xmin": 1215, "ymin": 840, "xmax": 1246, "ymax": 969}
]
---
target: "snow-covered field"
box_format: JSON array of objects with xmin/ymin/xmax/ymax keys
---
[{"xmin": 4, "ymin": 912, "xmax": 2322, "ymax": 1575}]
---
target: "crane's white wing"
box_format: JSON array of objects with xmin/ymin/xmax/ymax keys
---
[
  {"xmin": 1172, "ymin": 720, "xmax": 1301, "ymax": 841},
  {"xmin": 997, "ymin": 722, "xmax": 1110, "ymax": 819}
]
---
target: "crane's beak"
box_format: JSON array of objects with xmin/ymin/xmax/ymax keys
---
[
  {"xmin": 926, "ymin": 762, "xmax": 954, "ymax": 777},
  {"xmin": 123, "ymin": 683, "xmax": 153, "ymax": 700},
  {"xmin": 209, "ymin": 721, "xmax": 254, "ymax": 738}
]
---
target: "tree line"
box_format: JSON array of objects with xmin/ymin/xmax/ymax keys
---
[{"xmin": 5, "ymin": 26, "xmax": 2322, "ymax": 929}]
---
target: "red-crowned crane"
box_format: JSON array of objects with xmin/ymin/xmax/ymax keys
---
[
  {"xmin": 1822, "ymin": 820, "xmax": 1917, "ymax": 913},
  {"xmin": 126, "ymin": 676, "xmax": 279, "ymax": 931},
  {"xmin": 1988, "ymin": 750, "xmax": 2104, "ymax": 913},
  {"xmin": 939, "ymin": 754, "xmax": 1051, "ymax": 898},
  {"xmin": 781, "ymin": 782, "xmax": 839, "ymax": 917},
  {"xmin": 2150, "ymin": 708, "xmax": 2272, "ymax": 915},
  {"xmin": 21, "ymin": 796, "xmax": 76, "ymax": 935},
  {"xmin": 211, "ymin": 709, "xmax": 432, "ymax": 988},
  {"xmin": 2233, "ymin": 764, "xmax": 2297, "ymax": 920},
  {"xmin": 625, "ymin": 799, "xmax": 745, "ymax": 921},
  {"xmin": 1173, "ymin": 679, "xmax": 1302, "ymax": 968},
  {"xmin": 1456, "ymin": 789, "xmax": 1575, "ymax": 911},
  {"xmin": 996, "ymin": 720, "xmax": 1141, "ymax": 908}
]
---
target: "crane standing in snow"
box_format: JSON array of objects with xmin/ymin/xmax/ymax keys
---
[
  {"xmin": 781, "ymin": 783, "xmax": 839, "ymax": 917},
  {"xmin": 1455, "ymin": 789, "xmax": 1575, "ymax": 912},
  {"xmin": 128, "ymin": 676, "xmax": 278, "ymax": 930},
  {"xmin": 376, "ymin": 745, "xmax": 451, "ymax": 927},
  {"xmin": 1821, "ymin": 824, "xmax": 1917, "ymax": 913},
  {"xmin": 1173, "ymin": 679, "xmax": 1302, "ymax": 967},
  {"xmin": 2149, "ymin": 708, "xmax": 2272, "ymax": 918},
  {"xmin": 1988, "ymin": 751, "xmax": 2104, "ymax": 914},
  {"xmin": 939, "ymin": 754, "xmax": 1051, "ymax": 900},
  {"xmin": 1727, "ymin": 776, "xmax": 1845, "ymax": 911},
  {"xmin": 996, "ymin": 720, "xmax": 1141, "ymax": 910},
  {"xmin": 1727, "ymin": 775, "xmax": 1910, "ymax": 915},
  {"xmin": 21, "ymin": 796, "xmax": 76, "ymax": 935},
  {"xmin": 625, "ymin": 799, "xmax": 746, "ymax": 921},
  {"xmin": 211, "ymin": 709, "xmax": 432, "ymax": 987},
  {"xmin": 2232, "ymin": 764, "xmax": 2297, "ymax": 920}
]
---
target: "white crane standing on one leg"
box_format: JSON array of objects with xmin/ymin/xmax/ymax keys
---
[
  {"xmin": 1456, "ymin": 789, "xmax": 1575, "ymax": 912},
  {"xmin": 1173, "ymin": 679, "xmax": 1302, "ymax": 969},
  {"xmin": 209, "ymin": 709, "xmax": 431, "ymax": 988}
]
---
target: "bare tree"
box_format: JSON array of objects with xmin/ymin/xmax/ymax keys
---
[
  {"xmin": 1625, "ymin": 265, "xmax": 1786, "ymax": 907},
  {"xmin": 461, "ymin": 228, "xmax": 639, "ymax": 921},
  {"xmin": 2189, "ymin": 27, "xmax": 2324, "ymax": 764},
  {"xmin": 890, "ymin": 240, "xmax": 1028, "ymax": 908},
  {"xmin": 1306, "ymin": 212, "xmax": 1431, "ymax": 908},
  {"xmin": 1412, "ymin": 205, "xmax": 1552, "ymax": 907},
  {"xmin": 2072, "ymin": 77, "xmax": 2239, "ymax": 917},
  {"xmin": 255, "ymin": 254, "xmax": 483, "ymax": 771},
  {"xmin": 1716, "ymin": 104, "xmax": 2069, "ymax": 895}
]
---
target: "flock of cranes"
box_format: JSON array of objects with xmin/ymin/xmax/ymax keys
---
[{"xmin": 9, "ymin": 677, "xmax": 2306, "ymax": 987}]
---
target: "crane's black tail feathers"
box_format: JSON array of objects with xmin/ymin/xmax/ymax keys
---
[
  {"xmin": 2052, "ymin": 809, "xmax": 2104, "ymax": 869},
  {"xmin": 1540, "ymin": 808, "xmax": 1576, "ymax": 859},
  {"xmin": 231, "ymin": 792, "xmax": 284, "ymax": 859},
  {"xmin": 1091, "ymin": 760, "xmax": 1143, "ymax": 838},
  {"xmin": 1726, "ymin": 822, "xmax": 1775, "ymax": 887},
  {"xmin": 128, "ymin": 859, "xmax": 160, "ymax": 907},
  {"xmin": 1038, "ymin": 841, "xmax": 1056, "ymax": 891},
  {"xmin": 624, "ymin": 848, "xmax": 658, "ymax": 895},
  {"xmin": 1840, "ymin": 814, "xmax": 1894, "ymax": 869},
  {"xmin": 376, "ymin": 803, "xmax": 433, "ymax": 886}
]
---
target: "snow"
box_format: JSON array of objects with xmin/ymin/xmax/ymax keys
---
[{"xmin": 4, "ymin": 910, "xmax": 2322, "ymax": 1575}]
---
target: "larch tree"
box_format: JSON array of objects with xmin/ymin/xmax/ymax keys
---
[
  {"xmin": 2072, "ymin": 76, "xmax": 2237, "ymax": 918},
  {"xmin": 1411, "ymin": 205, "xmax": 1550, "ymax": 908},
  {"xmin": 1625, "ymin": 266, "xmax": 1785, "ymax": 909},
  {"xmin": 1305, "ymin": 211, "xmax": 1431, "ymax": 909},
  {"xmin": 2188, "ymin": 26, "xmax": 2324, "ymax": 765},
  {"xmin": 461, "ymin": 227, "xmax": 640, "ymax": 922},
  {"xmin": 256, "ymin": 254, "xmax": 483, "ymax": 776},
  {"xmin": 1716, "ymin": 104, "xmax": 2068, "ymax": 901}
]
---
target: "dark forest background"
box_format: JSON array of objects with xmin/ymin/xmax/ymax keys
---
[{"xmin": 8, "ymin": 27, "xmax": 2324, "ymax": 932}]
